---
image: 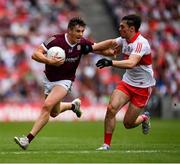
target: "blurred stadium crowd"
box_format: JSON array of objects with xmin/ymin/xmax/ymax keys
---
[{"xmin": 0, "ymin": 0, "xmax": 179, "ymax": 108}]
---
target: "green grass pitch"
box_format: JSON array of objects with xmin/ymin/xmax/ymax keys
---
[{"xmin": 0, "ymin": 119, "xmax": 180, "ymax": 163}]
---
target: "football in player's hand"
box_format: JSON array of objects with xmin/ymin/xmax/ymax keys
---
[{"xmin": 47, "ymin": 46, "xmax": 66, "ymax": 59}]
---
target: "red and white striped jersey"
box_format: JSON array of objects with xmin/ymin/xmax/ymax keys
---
[{"xmin": 116, "ymin": 32, "xmax": 156, "ymax": 88}]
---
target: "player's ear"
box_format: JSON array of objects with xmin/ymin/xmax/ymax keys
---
[{"xmin": 130, "ymin": 26, "xmax": 135, "ymax": 32}]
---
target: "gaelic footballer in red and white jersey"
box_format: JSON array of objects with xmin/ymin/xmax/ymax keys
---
[
  {"xmin": 41, "ymin": 33, "xmax": 93, "ymax": 82},
  {"xmin": 116, "ymin": 32, "xmax": 156, "ymax": 88}
]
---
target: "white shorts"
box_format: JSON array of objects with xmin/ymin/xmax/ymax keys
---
[{"xmin": 43, "ymin": 74, "xmax": 72, "ymax": 95}]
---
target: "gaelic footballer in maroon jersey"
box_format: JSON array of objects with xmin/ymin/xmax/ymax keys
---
[
  {"xmin": 14, "ymin": 17, "xmax": 117, "ymax": 150},
  {"xmin": 42, "ymin": 33, "xmax": 93, "ymax": 82},
  {"xmin": 14, "ymin": 17, "xmax": 94, "ymax": 150}
]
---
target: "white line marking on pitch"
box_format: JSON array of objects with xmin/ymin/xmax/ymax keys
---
[{"xmin": 0, "ymin": 150, "xmax": 178, "ymax": 155}]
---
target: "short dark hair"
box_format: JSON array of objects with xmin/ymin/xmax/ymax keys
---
[
  {"xmin": 68, "ymin": 17, "xmax": 86, "ymax": 29},
  {"xmin": 122, "ymin": 14, "xmax": 141, "ymax": 32}
]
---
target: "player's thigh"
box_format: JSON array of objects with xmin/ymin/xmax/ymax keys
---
[
  {"xmin": 124, "ymin": 103, "xmax": 143, "ymax": 124},
  {"xmin": 109, "ymin": 89, "xmax": 130, "ymax": 113},
  {"xmin": 45, "ymin": 85, "xmax": 68, "ymax": 108}
]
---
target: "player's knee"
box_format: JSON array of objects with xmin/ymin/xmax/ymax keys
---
[
  {"xmin": 106, "ymin": 104, "xmax": 116, "ymax": 117},
  {"xmin": 42, "ymin": 101, "xmax": 53, "ymax": 112}
]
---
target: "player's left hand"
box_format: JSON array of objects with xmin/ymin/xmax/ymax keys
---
[{"xmin": 96, "ymin": 58, "xmax": 112, "ymax": 69}]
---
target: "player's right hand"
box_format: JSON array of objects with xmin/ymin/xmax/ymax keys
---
[
  {"xmin": 96, "ymin": 58, "xmax": 112, "ymax": 69},
  {"xmin": 47, "ymin": 56, "xmax": 65, "ymax": 66}
]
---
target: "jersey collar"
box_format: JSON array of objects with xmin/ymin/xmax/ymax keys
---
[
  {"xmin": 127, "ymin": 32, "xmax": 140, "ymax": 44},
  {"xmin": 65, "ymin": 33, "xmax": 77, "ymax": 47}
]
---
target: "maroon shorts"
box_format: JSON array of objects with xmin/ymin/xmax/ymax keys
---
[{"xmin": 116, "ymin": 81, "xmax": 152, "ymax": 108}]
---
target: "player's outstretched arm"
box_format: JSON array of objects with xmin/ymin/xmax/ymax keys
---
[
  {"xmin": 95, "ymin": 47, "xmax": 120, "ymax": 57},
  {"xmin": 112, "ymin": 54, "xmax": 142, "ymax": 68},
  {"xmin": 92, "ymin": 39, "xmax": 117, "ymax": 51},
  {"xmin": 93, "ymin": 39, "xmax": 120, "ymax": 57},
  {"xmin": 96, "ymin": 54, "xmax": 142, "ymax": 69}
]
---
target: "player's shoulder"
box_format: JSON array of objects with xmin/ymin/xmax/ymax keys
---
[
  {"xmin": 133, "ymin": 34, "xmax": 150, "ymax": 50},
  {"xmin": 137, "ymin": 34, "xmax": 149, "ymax": 44},
  {"xmin": 43, "ymin": 33, "xmax": 65, "ymax": 49},
  {"xmin": 53, "ymin": 33, "xmax": 65, "ymax": 40},
  {"xmin": 80, "ymin": 37, "xmax": 93, "ymax": 45},
  {"xmin": 116, "ymin": 36, "xmax": 123, "ymax": 40},
  {"xmin": 133, "ymin": 34, "xmax": 151, "ymax": 53},
  {"xmin": 116, "ymin": 36, "xmax": 125, "ymax": 45},
  {"xmin": 44, "ymin": 33, "xmax": 64, "ymax": 44}
]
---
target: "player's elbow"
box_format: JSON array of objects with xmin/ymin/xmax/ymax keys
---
[
  {"xmin": 31, "ymin": 53, "xmax": 37, "ymax": 60},
  {"xmin": 126, "ymin": 61, "xmax": 137, "ymax": 68},
  {"xmin": 32, "ymin": 50, "xmax": 40, "ymax": 61}
]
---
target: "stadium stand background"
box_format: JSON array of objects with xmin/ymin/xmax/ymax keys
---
[{"xmin": 0, "ymin": 0, "xmax": 179, "ymax": 120}]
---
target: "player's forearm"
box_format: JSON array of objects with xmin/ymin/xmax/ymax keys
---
[
  {"xmin": 112, "ymin": 60, "xmax": 136, "ymax": 69},
  {"xmin": 32, "ymin": 51, "xmax": 49, "ymax": 64},
  {"xmin": 112, "ymin": 54, "xmax": 141, "ymax": 68},
  {"xmin": 93, "ymin": 39, "xmax": 116, "ymax": 51}
]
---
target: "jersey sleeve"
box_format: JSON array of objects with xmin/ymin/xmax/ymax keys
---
[
  {"xmin": 116, "ymin": 37, "xmax": 123, "ymax": 46},
  {"xmin": 80, "ymin": 38, "xmax": 94, "ymax": 55},
  {"xmin": 131, "ymin": 41, "xmax": 150, "ymax": 57},
  {"xmin": 42, "ymin": 36, "xmax": 57, "ymax": 51}
]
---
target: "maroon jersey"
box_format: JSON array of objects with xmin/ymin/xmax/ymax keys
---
[{"xmin": 42, "ymin": 34, "xmax": 93, "ymax": 82}]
